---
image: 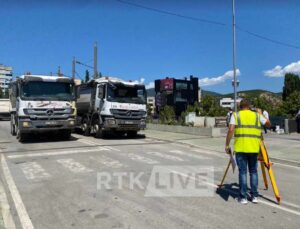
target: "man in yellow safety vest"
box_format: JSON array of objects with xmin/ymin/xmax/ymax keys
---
[{"xmin": 225, "ymin": 99, "xmax": 270, "ymax": 204}]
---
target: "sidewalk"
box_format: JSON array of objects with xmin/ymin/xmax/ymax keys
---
[{"xmin": 142, "ymin": 129, "xmax": 300, "ymax": 166}]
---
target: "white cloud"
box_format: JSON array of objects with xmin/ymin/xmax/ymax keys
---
[
  {"xmin": 145, "ymin": 81, "xmax": 154, "ymax": 89},
  {"xmin": 198, "ymin": 69, "xmax": 241, "ymax": 87},
  {"xmin": 264, "ymin": 60, "xmax": 300, "ymax": 77},
  {"xmin": 133, "ymin": 77, "xmax": 145, "ymax": 84}
]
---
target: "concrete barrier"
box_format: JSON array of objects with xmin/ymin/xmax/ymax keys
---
[
  {"xmin": 194, "ymin": 117, "xmax": 205, "ymax": 127},
  {"xmin": 146, "ymin": 123, "xmax": 221, "ymax": 137},
  {"xmin": 205, "ymin": 117, "xmax": 215, "ymax": 128}
]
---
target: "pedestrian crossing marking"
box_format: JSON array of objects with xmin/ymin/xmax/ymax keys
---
[
  {"xmin": 169, "ymin": 150, "xmax": 209, "ymax": 160},
  {"xmin": 127, "ymin": 153, "xmax": 159, "ymax": 164},
  {"xmin": 57, "ymin": 158, "xmax": 93, "ymax": 173},
  {"xmin": 20, "ymin": 162, "xmax": 51, "ymax": 181},
  {"xmin": 145, "ymin": 151, "xmax": 185, "ymax": 161},
  {"xmin": 7, "ymin": 147, "xmax": 110, "ymax": 159},
  {"xmin": 90, "ymin": 156, "xmax": 125, "ymax": 168}
]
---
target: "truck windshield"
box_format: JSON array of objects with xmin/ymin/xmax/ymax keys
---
[
  {"xmin": 21, "ymin": 81, "xmax": 75, "ymax": 101},
  {"xmin": 0, "ymin": 88, "xmax": 9, "ymax": 99},
  {"xmin": 107, "ymin": 84, "xmax": 146, "ymax": 104}
]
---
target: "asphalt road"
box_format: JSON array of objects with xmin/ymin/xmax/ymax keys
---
[{"xmin": 0, "ymin": 121, "xmax": 300, "ymax": 229}]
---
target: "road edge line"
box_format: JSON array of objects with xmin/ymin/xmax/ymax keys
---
[{"xmin": 1, "ymin": 154, "xmax": 34, "ymax": 229}]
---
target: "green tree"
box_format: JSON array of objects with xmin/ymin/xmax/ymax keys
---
[
  {"xmin": 159, "ymin": 105, "xmax": 176, "ymax": 125},
  {"xmin": 85, "ymin": 70, "xmax": 90, "ymax": 83},
  {"xmin": 282, "ymin": 73, "xmax": 300, "ymax": 100},
  {"xmin": 201, "ymin": 95, "xmax": 227, "ymax": 117},
  {"xmin": 281, "ymin": 91, "xmax": 300, "ymax": 118}
]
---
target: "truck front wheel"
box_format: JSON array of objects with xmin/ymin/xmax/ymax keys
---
[
  {"xmin": 10, "ymin": 115, "xmax": 16, "ymax": 136},
  {"xmin": 81, "ymin": 117, "xmax": 90, "ymax": 136}
]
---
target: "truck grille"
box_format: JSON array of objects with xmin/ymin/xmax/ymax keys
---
[
  {"xmin": 110, "ymin": 109, "xmax": 146, "ymax": 119},
  {"xmin": 23, "ymin": 108, "xmax": 73, "ymax": 120}
]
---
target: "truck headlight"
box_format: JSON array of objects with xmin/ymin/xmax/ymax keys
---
[
  {"xmin": 22, "ymin": 121, "xmax": 31, "ymax": 127},
  {"xmin": 69, "ymin": 120, "xmax": 75, "ymax": 126},
  {"xmin": 140, "ymin": 120, "xmax": 146, "ymax": 125},
  {"xmin": 107, "ymin": 119, "xmax": 116, "ymax": 125}
]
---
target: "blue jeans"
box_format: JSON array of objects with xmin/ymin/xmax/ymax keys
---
[{"xmin": 235, "ymin": 153, "xmax": 258, "ymax": 199}]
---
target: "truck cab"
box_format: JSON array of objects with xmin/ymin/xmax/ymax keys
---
[
  {"xmin": 76, "ymin": 77, "xmax": 147, "ymax": 138},
  {"xmin": 10, "ymin": 75, "xmax": 77, "ymax": 141}
]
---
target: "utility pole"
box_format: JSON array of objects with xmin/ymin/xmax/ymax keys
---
[
  {"xmin": 58, "ymin": 66, "xmax": 62, "ymax": 77},
  {"xmin": 93, "ymin": 42, "xmax": 98, "ymax": 79},
  {"xmin": 72, "ymin": 56, "xmax": 76, "ymax": 79},
  {"xmin": 232, "ymin": 0, "xmax": 238, "ymax": 112}
]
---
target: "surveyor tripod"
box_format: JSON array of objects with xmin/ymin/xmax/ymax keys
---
[{"xmin": 219, "ymin": 138, "xmax": 281, "ymax": 204}]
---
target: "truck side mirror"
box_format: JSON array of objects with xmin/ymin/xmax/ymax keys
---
[
  {"xmin": 98, "ymin": 86, "xmax": 104, "ymax": 99},
  {"xmin": 75, "ymin": 86, "xmax": 80, "ymax": 99}
]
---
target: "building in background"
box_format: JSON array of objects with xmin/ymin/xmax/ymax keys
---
[
  {"xmin": 0, "ymin": 64, "xmax": 13, "ymax": 98},
  {"xmin": 154, "ymin": 75, "xmax": 199, "ymax": 116},
  {"xmin": 220, "ymin": 97, "xmax": 242, "ymax": 108},
  {"xmin": 147, "ymin": 96, "xmax": 156, "ymax": 114}
]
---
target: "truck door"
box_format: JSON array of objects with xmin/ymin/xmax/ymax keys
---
[{"xmin": 95, "ymin": 84, "xmax": 105, "ymax": 112}]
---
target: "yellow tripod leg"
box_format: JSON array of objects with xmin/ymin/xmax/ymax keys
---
[
  {"xmin": 260, "ymin": 141, "xmax": 281, "ymax": 204},
  {"xmin": 218, "ymin": 159, "xmax": 231, "ymax": 188},
  {"xmin": 260, "ymin": 161, "xmax": 268, "ymax": 190}
]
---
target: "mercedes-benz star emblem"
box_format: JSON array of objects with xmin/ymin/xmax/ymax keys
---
[
  {"xmin": 46, "ymin": 109, "xmax": 54, "ymax": 116},
  {"xmin": 126, "ymin": 110, "xmax": 132, "ymax": 116}
]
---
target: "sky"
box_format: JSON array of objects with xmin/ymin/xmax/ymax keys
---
[{"xmin": 1, "ymin": 0, "xmax": 300, "ymax": 94}]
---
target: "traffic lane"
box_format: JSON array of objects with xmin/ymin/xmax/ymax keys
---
[{"xmin": 2, "ymin": 139, "xmax": 300, "ymax": 228}]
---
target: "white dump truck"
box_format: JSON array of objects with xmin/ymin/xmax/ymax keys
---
[
  {"xmin": 0, "ymin": 88, "xmax": 10, "ymax": 120},
  {"xmin": 10, "ymin": 75, "xmax": 77, "ymax": 141},
  {"xmin": 76, "ymin": 77, "xmax": 147, "ymax": 138}
]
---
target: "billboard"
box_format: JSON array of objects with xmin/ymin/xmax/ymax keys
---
[{"xmin": 160, "ymin": 78, "xmax": 174, "ymax": 92}]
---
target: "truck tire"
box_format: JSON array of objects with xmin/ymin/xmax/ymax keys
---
[
  {"xmin": 93, "ymin": 119, "xmax": 106, "ymax": 139},
  {"xmin": 59, "ymin": 130, "xmax": 72, "ymax": 140},
  {"xmin": 81, "ymin": 117, "xmax": 90, "ymax": 136},
  {"xmin": 16, "ymin": 129, "xmax": 27, "ymax": 142},
  {"xmin": 127, "ymin": 131, "xmax": 137, "ymax": 138},
  {"xmin": 10, "ymin": 116, "xmax": 16, "ymax": 136}
]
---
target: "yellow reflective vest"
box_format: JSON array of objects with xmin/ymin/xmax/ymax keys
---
[{"xmin": 233, "ymin": 110, "xmax": 262, "ymax": 153}]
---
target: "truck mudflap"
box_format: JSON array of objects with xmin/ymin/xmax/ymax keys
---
[
  {"xmin": 18, "ymin": 119, "xmax": 76, "ymax": 132},
  {"xmin": 103, "ymin": 118, "xmax": 146, "ymax": 130}
]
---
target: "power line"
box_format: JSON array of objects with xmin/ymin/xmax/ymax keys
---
[
  {"xmin": 115, "ymin": 0, "xmax": 226, "ymax": 26},
  {"xmin": 116, "ymin": 0, "xmax": 300, "ymax": 50},
  {"xmin": 236, "ymin": 25, "xmax": 300, "ymax": 50}
]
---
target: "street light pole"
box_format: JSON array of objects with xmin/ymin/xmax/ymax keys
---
[
  {"xmin": 72, "ymin": 56, "xmax": 76, "ymax": 79},
  {"xmin": 94, "ymin": 42, "xmax": 98, "ymax": 79},
  {"xmin": 232, "ymin": 0, "xmax": 237, "ymax": 112}
]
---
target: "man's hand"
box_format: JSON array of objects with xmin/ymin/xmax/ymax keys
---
[{"xmin": 225, "ymin": 145, "xmax": 231, "ymax": 154}]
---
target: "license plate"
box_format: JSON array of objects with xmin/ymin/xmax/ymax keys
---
[
  {"xmin": 124, "ymin": 121, "xmax": 134, "ymax": 124},
  {"xmin": 45, "ymin": 121, "xmax": 58, "ymax": 125}
]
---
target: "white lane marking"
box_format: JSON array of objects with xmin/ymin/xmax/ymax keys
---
[
  {"xmin": 57, "ymin": 158, "xmax": 93, "ymax": 173},
  {"xmin": 7, "ymin": 147, "xmax": 109, "ymax": 159},
  {"xmin": 274, "ymin": 162, "xmax": 300, "ymax": 170},
  {"xmin": 172, "ymin": 170, "xmax": 300, "ymax": 216},
  {"xmin": 0, "ymin": 175, "xmax": 16, "ymax": 229},
  {"xmin": 20, "ymin": 162, "xmax": 51, "ymax": 181},
  {"xmin": 127, "ymin": 153, "xmax": 159, "ymax": 165},
  {"xmin": 90, "ymin": 156, "xmax": 125, "ymax": 168},
  {"xmin": 169, "ymin": 150, "xmax": 209, "ymax": 160},
  {"xmin": 145, "ymin": 151, "xmax": 185, "ymax": 162},
  {"xmin": 104, "ymin": 146, "xmax": 121, "ymax": 152},
  {"xmin": 78, "ymin": 139, "xmax": 102, "ymax": 146},
  {"xmin": 1, "ymin": 154, "xmax": 34, "ymax": 229},
  {"xmin": 191, "ymin": 148, "xmax": 226, "ymax": 158}
]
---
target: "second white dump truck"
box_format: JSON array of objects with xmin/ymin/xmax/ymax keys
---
[
  {"xmin": 76, "ymin": 77, "xmax": 147, "ymax": 138},
  {"xmin": 10, "ymin": 75, "xmax": 77, "ymax": 141}
]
